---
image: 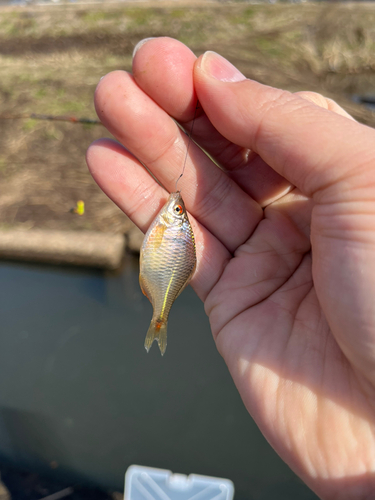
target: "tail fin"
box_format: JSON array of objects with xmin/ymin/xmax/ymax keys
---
[{"xmin": 144, "ymin": 319, "xmax": 168, "ymax": 356}]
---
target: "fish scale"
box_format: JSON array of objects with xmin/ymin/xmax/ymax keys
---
[{"xmin": 139, "ymin": 192, "xmax": 196, "ymax": 355}]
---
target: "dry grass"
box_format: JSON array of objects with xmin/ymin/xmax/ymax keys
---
[{"xmin": 0, "ymin": 1, "xmax": 375, "ymax": 232}]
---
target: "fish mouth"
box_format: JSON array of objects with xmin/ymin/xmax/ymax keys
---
[{"xmin": 167, "ymin": 191, "xmax": 185, "ymax": 208}]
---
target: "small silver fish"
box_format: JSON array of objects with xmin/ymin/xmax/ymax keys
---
[{"xmin": 139, "ymin": 192, "xmax": 196, "ymax": 355}]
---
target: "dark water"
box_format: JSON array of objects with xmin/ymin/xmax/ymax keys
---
[
  {"xmin": 352, "ymin": 94, "xmax": 375, "ymax": 111},
  {"xmin": 0, "ymin": 257, "xmax": 318, "ymax": 499}
]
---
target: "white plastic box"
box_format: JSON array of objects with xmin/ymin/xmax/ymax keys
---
[{"xmin": 124, "ymin": 465, "xmax": 235, "ymax": 500}]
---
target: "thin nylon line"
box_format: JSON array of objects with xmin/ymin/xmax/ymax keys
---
[{"xmin": 175, "ymin": 101, "xmax": 199, "ymax": 192}]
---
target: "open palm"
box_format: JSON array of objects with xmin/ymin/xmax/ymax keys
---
[{"xmin": 87, "ymin": 38, "xmax": 375, "ymax": 499}]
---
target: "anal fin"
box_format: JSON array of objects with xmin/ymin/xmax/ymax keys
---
[{"xmin": 139, "ymin": 274, "xmax": 150, "ymax": 300}]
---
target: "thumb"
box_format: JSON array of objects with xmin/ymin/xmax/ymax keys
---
[{"xmin": 194, "ymin": 51, "xmax": 375, "ymax": 200}]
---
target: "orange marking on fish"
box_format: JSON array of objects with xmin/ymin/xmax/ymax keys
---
[
  {"xmin": 150, "ymin": 223, "xmax": 167, "ymax": 250},
  {"xmin": 155, "ymin": 319, "xmax": 164, "ymax": 331}
]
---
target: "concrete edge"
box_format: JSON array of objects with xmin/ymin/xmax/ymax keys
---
[{"xmin": 0, "ymin": 229, "xmax": 131, "ymax": 270}]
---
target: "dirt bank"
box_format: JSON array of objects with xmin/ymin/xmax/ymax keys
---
[{"xmin": 1, "ymin": 1, "xmax": 374, "ymax": 243}]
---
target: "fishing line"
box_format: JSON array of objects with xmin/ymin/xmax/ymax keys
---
[{"xmin": 175, "ymin": 101, "xmax": 199, "ymax": 192}]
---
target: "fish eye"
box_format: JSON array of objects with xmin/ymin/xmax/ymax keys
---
[{"xmin": 174, "ymin": 204, "xmax": 183, "ymax": 215}]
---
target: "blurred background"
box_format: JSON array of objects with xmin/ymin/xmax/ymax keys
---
[{"xmin": 0, "ymin": 1, "xmax": 374, "ymax": 499}]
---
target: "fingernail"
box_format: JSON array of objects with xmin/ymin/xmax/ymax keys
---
[
  {"xmin": 132, "ymin": 37, "xmax": 155, "ymax": 58},
  {"xmin": 200, "ymin": 51, "xmax": 246, "ymax": 83}
]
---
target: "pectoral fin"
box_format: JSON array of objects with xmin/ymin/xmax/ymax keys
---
[{"xmin": 150, "ymin": 222, "xmax": 167, "ymax": 250}]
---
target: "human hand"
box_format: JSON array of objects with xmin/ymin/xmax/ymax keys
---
[{"xmin": 86, "ymin": 37, "xmax": 375, "ymax": 499}]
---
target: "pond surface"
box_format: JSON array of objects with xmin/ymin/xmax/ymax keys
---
[
  {"xmin": 352, "ymin": 93, "xmax": 375, "ymax": 111},
  {"xmin": 0, "ymin": 257, "xmax": 318, "ymax": 500}
]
